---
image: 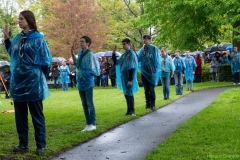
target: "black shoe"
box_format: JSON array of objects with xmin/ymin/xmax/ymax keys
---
[
  {"xmin": 145, "ymin": 104, "xmax": 151, "ymax": 109},
  {"xmin": 13, "ymin": 146, "xmax": 29, "ymax": 153},
  {"xmin": 35, "ymin": 148, "xmax": 45, "ymax": 155},
  {"xmin": 150, "ymin": 106, "xmax": 156, "ymax": 111}
]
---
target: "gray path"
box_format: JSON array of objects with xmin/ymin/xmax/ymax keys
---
[{"xmin": 51, "ymin": 87, "xmax": 234, "ymax": 160}]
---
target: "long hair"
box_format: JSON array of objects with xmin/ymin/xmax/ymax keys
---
[{"xmin": 20, "ymin": 10, "xmax": 38, "ymax": 31}]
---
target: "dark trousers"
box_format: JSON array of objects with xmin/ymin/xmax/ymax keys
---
[
  {"xmin": 141, "ymin": 74, "xmax": 156, "ymax": 107},
  {"xmin": 69, "ymin": 74, "xmax": 76, "ymax": 88},
  {"xmin": 212, "ymin": 72, "xmax": 217, "ymax": 82},
  {"xmin": 233, "ymin": 72, "xmax": 240, "ymax": 83},
  {"xmin": 195, "ymin": 74, "xmax": 201, "ymax": 83},
  {"xmin": 110, "ymin": 79, "xmax": 116, "ymax": 87},
  {"xmin": 125, "ymin": 95, "xmax": 134, "ymax": 114},
  {"xmin": 14, "ymin": 100, "xmax": 46, "ymax": 149}
]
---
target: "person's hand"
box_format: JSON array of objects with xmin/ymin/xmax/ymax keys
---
[
  {"xmin": 112, "ymin": 45, "xmax": 117, "ymax": 53},
  {"xmin": 182, "ymin": 74, "xmax": 185, "ymax": 78},
  {"xmin": 127, "ymin": 81, "xmax": 132, "ymax": 87},
  {"xmin": 193, "ymin": 71, "xmax": 195, "ymax": 74},
  {"xmin": 3, "ymin": 24, "xmax": 9, "ymax": 39},
  {"xmin": 71, "ymin": 44, "xmax": 75, "ymax": 53},
  {"xmin": 171, "ymin": 74, "xmax": 174, "ymax": 78},
  {"xmin": 132, "ymin": 44, "xmax": 136, "ymax": 52}
]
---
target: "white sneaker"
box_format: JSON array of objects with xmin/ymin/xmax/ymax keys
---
[
  {"xmin": 81, "ymin": 125, "xmax": 91, "ymax": 132},
  {"xmin": 234, "ymin": 83, "xmax": 236, "ymax": 85},
  {"xmin": 86, "ymin": 125, "xmax": 96, "ymax": 131}
]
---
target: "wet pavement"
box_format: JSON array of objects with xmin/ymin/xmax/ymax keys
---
[{"xmin": 51, "ymin": 87, "xmax": 234, "ymax": 160}]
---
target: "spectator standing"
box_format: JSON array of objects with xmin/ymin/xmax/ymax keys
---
[
  {"xmin": 160, "ymin": 47, "xmax": 174, "ymax": 100},
  {"xmin": 172, "ymin": 50, "xmax": 185, "ymax": 95},
  {"xmin": 59, "ymin": 61, "xmax": 70, "ymax": 91},
  {"xmin": 101, "ymin": 58, "xmax": 110, "ymax": 86},
  {"xmin": 112, "ymin": 39, "xmax": 138, "ymax": 116},
  {"xmin": 229, "ymin": 46, "xmax": 240, "ymax": 85},
  {"xmin": 219, "ymin": 52, "xmax": 230, "ymax": 65},
  {"xmin": 205, "ymin": 53, "xmax": 212, "ymax": 63},
  {"xmin": 3, "ymin": 10, "xmax": 52, "ymax": 155},
  {"xmin": 68, "ymin": 61, "xmax": 76, "ymax": 88},
  {"xmin": 210, "ymin": 56, "xmax": 218, "ymax": 82},
  {"xmin": 194, "ymin": 53, "xmax": 202, "ymax": 83},
  {"xmin": 184, "ymin": 50, "xmax": 197, "ymax": 92},
  {"xmin": 71, "ymin": 36, "xmax": 100, "ymax": 132},
  {"xmin": 137, "ymin": 35, "xmax": 161, "ymax": 111},
  {"xmin": 108, "ymin": 59, "xmax": 116, "ymax": 87},
  {"xmin": 51, "ymin": 62, "xmax": 60, "ymax": 89},
  {"xmin": 3, "ymin": 67, "xmax": 11, "ymax": 98}
]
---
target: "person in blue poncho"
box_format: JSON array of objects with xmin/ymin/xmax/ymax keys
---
[
  {"xmin": 137, "ymin": 35, "xmax": 161, "ymax": 111},
  {"xmin": 112, "ymin": 39, "xmax": 139, "ymax": 116},
  {"xmin": 71, "ymin": 36, "xmax": 100, "ymax": 132},
  {"xmin": 228, "ymin": 47, "xmax": 240, "ymax": 84},
  {"xmin": 172, "ymin": 50, "xmax": 185, "ymax": 95},
  {"xmin": 219, "ymin": 52, "xmax": 230, "ymax": 65},
  {"xmin": 3, "ymin": 10, "xmax": 52, "ymax": 155},
  {"xmin": 184, "ymin": 50, "xmax": 197, "ymax": 92},
  {"xmin": 59, "ymin": 61, "xmax": 70, "ymax": 91},
  {"xmin": 160, "ymin": 47, "xmax": 175, "ymax": 100}
]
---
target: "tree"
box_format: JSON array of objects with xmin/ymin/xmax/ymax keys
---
[
  {"xmin": 41, "ymin": 0, "xmax": 107, "ymax": 57},
  {"xmin": 135, "ymin": 0, "xmax": 240, "ymax": 51},
  {"xmin": 97, "ymin": 0, "xmax": 146, "ymax": 51}
]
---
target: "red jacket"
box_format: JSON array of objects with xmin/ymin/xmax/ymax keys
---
[{"xmin": 195, "ymin": 54, "xmax": 202, "ymax": 74}]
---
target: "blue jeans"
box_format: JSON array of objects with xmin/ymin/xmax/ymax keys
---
[
  {"xmin": 141, "ymin": 74, "xmax": 156, "ymax": 106},
  {"xmin": 53, "ymin": 77, "xmax": 60, "ymax": 88},
  {"xmin": 186, "ymin": 80, "xmax": 193, "ymax": 89},
  {"xmin": 174, "ymin": 71, "xmax": 183, "ymax": 95},
  {"xmin": 14, "ymin": 100, "xmax": 46, "ymax": 149},
  {"xmin": 161, "ymin": 77, "xmax": 170, "ymax": 99},
  {"xmin": 62, "ymin": 82, "xmax": 68, "ymax": 91},
  {"xmin": 79, "ymin": 88, "xmax": 96, "ymax": 125},
  {"xmin": 102, "ymin": 75, "xmax": 108, "ymax": 86}
]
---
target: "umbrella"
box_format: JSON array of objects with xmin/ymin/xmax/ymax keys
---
[
  {"xmin": 52, "ymin": 57, "xmax": 60, "ymax": 63},
  {"xmin": 0, "ymin": 61, "xmax": 10, "ymax": 72},
  {"xmin": 57, "ymin": 57, "xmax": 66, "ymax": 62},
  {"xmin": 0, "ymin": 61, "xmax": 10, "ymax": 67},
  {"xmin": 204, "ymin": 46, "xmax": 226, "ymax": 52},
  {"xmin": 101, "ymin": 51, "xmax": 122, "ymax": 57},
  {"xmin": 95, "ymin": 52, "xmax": 105, "ymax": 58}
]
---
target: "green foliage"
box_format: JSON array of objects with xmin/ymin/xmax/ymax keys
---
[
  {"xmin": 135, "ymin": 0, "xmax": 240, "ymax": 50},
  {"xmin": 201, "ymin": 63, "xmax": 212, "ymax": 82},
  {"xmin": 0, "ymin": 45, "xmax": 10, "ymax": 61},
  {"xmin": 218, "ymin": 64, "xmax": 233, "ymax": 82}
]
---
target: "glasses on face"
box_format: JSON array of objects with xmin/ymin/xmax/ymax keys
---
[{"xmin": 79, "ymin": 40, "xmax": 86, "ymax": 43}]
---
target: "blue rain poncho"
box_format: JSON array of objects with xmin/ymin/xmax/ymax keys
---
[
  {"xmin": 59, "ymin": 65, "xmax": 70, "ymax": 83},
  {"xmin": 137, "ymin": 44, "xmax": 161, "ymax": 85},
  {"xmin": 219, "ymin": 57, "xmax": 230, "ymax": 65},
  {"xmin": 160, "ymin": 55, "xmax": 175, "ymax": 77},
  {"xmin": 229, "ymin": 51, "xmax": 240, "ymax": 74},
  {"xmin": 115, "ymin": 49, "xmax": 139, "ymax": 96},
  {"xmin": 184, "ymin": 56, "xmax": 197, "ymax": 81},
  {"xmin": 7, "ymin": 31, "xmax": 52, "ymax": 102},
  {"xmin": 172, "ymin": 56, "xmax": 186, "ymax": 72},
  {"xmin": 76, "ymin": 49, "xmax": 100, "ymax": 91}
]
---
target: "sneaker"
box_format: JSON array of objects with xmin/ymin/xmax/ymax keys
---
[
  {"xmin": 238, "ymin": 83, "xmax": 240, "ymax": 85},
  {"xmin": 130, "ymin": 113, "xmax": 136, "ymax": 116},
  {"xmin": 13, "ymin": 146, "xmax": 29, "ymax": 153},
  {"xmin": 234, "ymin": 83, "xmax": 236, "ymax": 85},
  {"xmin": 87, "ymin": 125, "xmax": 96, "ymax": 131},
  {"xmin": 81, "ymin": 125, "xmax": 91, "ymax": 132},
  {"xmin": 190, "ymin": 89, "xmax": 194, "ymax": 92},
  {"xmin": 35, "ymin": 148, "xmax": 45, "ymax": 155}
]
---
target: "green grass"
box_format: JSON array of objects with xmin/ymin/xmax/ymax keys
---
[
  {"xmin": 0, "ymin": 82, "xmax": 234, "ymax": 160},
  {"xmin": 145, "ymin": 87, "xmax": 240, "ymax": 160}
]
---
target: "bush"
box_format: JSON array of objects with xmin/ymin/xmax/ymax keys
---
[
  {"xmin": 218, "ymin": 64, "xmax": 233, "ymax": 82},
  {"xmin": 201, "ymin": 64, "xmax": 212, "ymax": 82}
]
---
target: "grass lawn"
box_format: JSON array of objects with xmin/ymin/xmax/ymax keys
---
[
  {"xmin": 0, "ymin": 82, "xmax": 234, "ymax": 160},
  {"xmin": 145, "ymin": 87, "xmax": 240, "ymax": 160}
]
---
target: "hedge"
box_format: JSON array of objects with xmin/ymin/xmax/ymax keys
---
[{"xmin": 218, "ymin": 64, "xmax": 233, "ymax": 82}]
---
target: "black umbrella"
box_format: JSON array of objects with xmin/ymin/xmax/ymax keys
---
[{"xmin": 204, "ymin": 46, "xmax": 226, "ymax": 52}]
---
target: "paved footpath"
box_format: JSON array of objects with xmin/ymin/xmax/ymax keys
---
[{"xmin": 51, "ymin": 87, "xmax": 235, "ymax": 160}]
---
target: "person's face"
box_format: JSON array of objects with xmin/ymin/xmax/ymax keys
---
[
  {"xmin": 234, "ymin": 47, "xmax": 238, "ymax": 52},
  {"xmin": 122, "ymin": 42, "xmax": 130, "ymax": 50},
  {"xmin": 79, "ymin": 38, "xmax": 88, "ymax": 49},
  {"xmin": 161, "ymin": 49, "xmax": 167, "ymax": 56},
  {"xmin": 186, "ymin": 50, "xmax": 190, "ymax": 56},
  {"xmin": 143, "ymin": 38, "xmax": 151, "ymax": 45},
  {"xmin": 5, "ymin": 67, "xmax": 9, "ymax": 72},
  {"xmin": 175, "ymin": 51, "xmax": 180, "ymax": 57},
  {"xmin": 18, "ymin": 14, "xmax": 29, "ymax": 29}
]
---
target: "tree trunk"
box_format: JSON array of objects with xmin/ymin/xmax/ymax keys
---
[{"xmin": 233, "ymin": 20, "xmax": 240, "ymax": 49}]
